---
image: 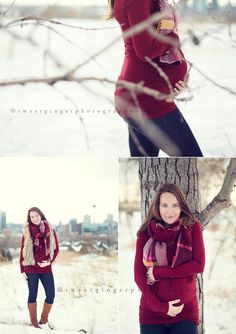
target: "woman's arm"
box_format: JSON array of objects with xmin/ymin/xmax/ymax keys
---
[
  {"xmin": 51, "ymin": 229, "xmax": 59, "ymax": 263},
  {"xmin": 125, "ymin": 0, "xmax": 178, "ymax": 61},
  {"xmin": 19, "ymin": 235, "xmax": 25, "ymax": 273},
  {"xmin": 153, "ymin": 220, "xmax": 205, "ymax": 279},
  {"xmin": 134, "ymin": 232, "xmax": 168, "ymax": 314}
]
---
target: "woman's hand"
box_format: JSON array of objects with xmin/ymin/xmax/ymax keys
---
[
  {"xmin": 146, "ymin": 267, "xmax": 156, "ymax": 285},
  {"xmin": 173, "ymin": 73, "xmax": 190, "ymax": 97},
  {"xmin": 37, "ymin": 260, "xmax": 51, "ymax": 268},
  {"xmin": 166, "ymin": 73, "xmax": 190, "ymax": 102},
  {"xmin": 21, "ymin": 272, "xmax": 28, "ymax": 282},
  {"xmin": 167, "ymin": 299, "xmax": 184, "ymax": 317}
]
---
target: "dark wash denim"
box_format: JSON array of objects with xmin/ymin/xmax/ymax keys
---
[
  {"xmin": 26, "ymin": 273, "xmax": 55, "ymax": 304},
  {"xmin": 140, "ymin": 320, "xmax": 198, "ymax": 334},
  {"xmin": 123, "ymin": 107, "xmax": 203, "ymax": 157}
]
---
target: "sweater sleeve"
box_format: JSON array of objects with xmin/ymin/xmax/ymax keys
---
[
  {"xmin": 51, "ymin": 229, "xmax": 59, "ymax": 263},
  {"xmin": 153, "ymin": 221, "xmax": 205, "ymax": 279},
  {"xmin": 134, "ymin": 231, "xmax": 169, "ymax": 314},
  {"xmin": 19, "ymin": 235, "xmax": 25, "ymax": 273},
  {"xmin": 125, "ymin": 0, "xmax": 178, "ymax": 61}
]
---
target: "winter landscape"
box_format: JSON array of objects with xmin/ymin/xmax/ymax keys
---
[
  {"xmin": 0, "ymin": 3, "xmax": 236, "ymax": 156},
  {"xmin": 118, "ymin": 159, "xmax": 236, "ymax": 334},
  {"xmin": 0, "ymin": 252, "xmax": 117, "ymax": 334}
]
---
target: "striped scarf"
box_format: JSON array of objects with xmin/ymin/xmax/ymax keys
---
[
  {"xmin": 29, "ymin": 220, "xmax": 51, "ymax": 259},
  {"xmin": 154, "ymin": 0, "xmax": 184, "ymax": 64},
  {"xmin": 143, "ymin": 219, "xmax": 192, "ymax": 274}
]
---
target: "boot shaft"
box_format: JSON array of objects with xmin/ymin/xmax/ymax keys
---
[
  {"xmin": 40, "ymin": 302, "xmax": 53, "ymax": 324},
  {"xmin": 28, "ymin": 302, "xmax": 41, "ymax": 328}
]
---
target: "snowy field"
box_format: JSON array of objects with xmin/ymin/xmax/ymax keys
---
[
  {"xmin": 0, "ymin": 253, "xmax": 117, "ymax": 334},
  {"xmin": 0, "ymin": 18, "xmax": 235, "ymax": 156},
  {"xmin": 119, "ymin": 210, "xmax": 236, "ymax": 334}
]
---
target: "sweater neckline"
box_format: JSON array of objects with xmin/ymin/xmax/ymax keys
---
[{"xmin": 161, "ymin": 219, "xmax": 180, "ymax": 229}]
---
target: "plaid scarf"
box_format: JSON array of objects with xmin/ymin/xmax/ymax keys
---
[
  {"xmin": 29, "ymin": 220, "xmax": 51, "ymax": 259},
  {"xmin": 153, "ymin": 0, "xmax": 184, "ymax": 64},
  {"xmin": 143, "ymin": 219, "xmax": 192, "ymax": 278}
]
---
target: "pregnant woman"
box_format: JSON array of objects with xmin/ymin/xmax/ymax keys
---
[
  {"xmin": 134, "ymin": 183, "xmax": 205, "ymax": 334},
  {"xmin": 20, "ymin": 207, "xmax": 59, "ymax": 329},
  {"xmin": 108, "ymin": 0, "xmax": 203, "ymax": 157}
]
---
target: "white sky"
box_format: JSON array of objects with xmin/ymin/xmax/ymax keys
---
[{"xmin": 0, "ymin": 157, "xmax": 118, "ymax": 225}]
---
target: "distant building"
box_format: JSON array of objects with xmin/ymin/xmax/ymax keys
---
[
  {"xmin": 83, "ymin": 214, "xmax": 91, "ymax": 224},
  {"xmin": 5, "ymin": 223, "xmax": 22, "ymax": 234},
  {"xmin": 192, "ymin": 0, "xmax": 208, "ymax": 14},
  {"xmin": 69, "ymin": 218, "xmax": 81, "ymax": 234},
  {"xmin": 0, "ymin": 211, "xmax": 7, "ymax": 232},
  {"xmin": 81, "ymin": 213, "xmax": 118, "ymax": 236}
]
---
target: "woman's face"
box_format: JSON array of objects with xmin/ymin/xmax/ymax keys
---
[
  {"xmin": 159, "ymin": 192, "xmax": 181, "ymax": 225},
  {"xmin": 30, "ymin": 211, "xmax": 42, "ymax": 225}
]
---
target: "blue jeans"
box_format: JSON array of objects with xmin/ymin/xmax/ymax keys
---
[
  {"xmin": 124, "ymin": 107, "xmax": 203, "ymax": 157},
  {"xmin": 26, "ymin": 273, "xmax": 55, "ymax": 304},
  {"xmin": 140, "ymin": 320, "xmax": 198, "ymax": 334}
]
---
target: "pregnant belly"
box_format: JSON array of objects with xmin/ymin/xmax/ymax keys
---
[
  {"xmin": 154, "ymin": 276, "xmax": 196, "ymax": 304},
  {"xmin": 116, "ymin": 55, "xmax": 188, "ymax": 96},
  {"xmin": 158, "ymin": 60, "xmax": 188, "ymax": 87}
]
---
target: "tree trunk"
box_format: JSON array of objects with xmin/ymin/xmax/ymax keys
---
[{"xmin": 139, "ymin": 158, "xmax": 204, "ymax": 333}]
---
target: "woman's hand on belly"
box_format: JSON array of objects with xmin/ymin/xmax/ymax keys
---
[
  {"xmin": 167, "ymin": 299, "xmax": 184, "ymax": 317},
  {"xmin": 167, "ymin": 73, "xmax": 190, "ymax": 102},
  {"xmin": 37, "ymin": 260, "xmax": 51, "ymax": 267},
  {"xmin": 173, "ymin": 74, "xmax": 189, "ymax": 95}
]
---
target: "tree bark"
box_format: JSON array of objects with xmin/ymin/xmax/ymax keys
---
[
  {"xmin": 139, "ymin": 158, "xmax": 199, "ymax": 221},
  {"xmin": 138, "ymin": 157, "xmax": 236, "ymax": 334}
]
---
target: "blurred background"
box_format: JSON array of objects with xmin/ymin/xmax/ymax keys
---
[
  {"xmin": 0, "ymin": 0, "xmax": 236, "ymax": 156},
  {"xmin": 119, "ymin": 158, "xmax": 236, "ymax": 334},
  {"xmin": 0, "ymin": 157, "xmax": 118, "ymax": 334}
]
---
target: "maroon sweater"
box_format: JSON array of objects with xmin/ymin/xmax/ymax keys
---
[
  {"xmin": 114, "ymin": 0, "xmax": 188, "ymax": 118},
  {"xmin": 20, "ymin": 229, "xmax": 59, "ymax": 274},
  {"xmin": 134, "ymin": 220, "xmax": 205, "ymax": 325}
]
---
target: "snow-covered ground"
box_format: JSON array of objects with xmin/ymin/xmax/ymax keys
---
[
  {"xmin": 0, "ymin": 253, "xmax": 117, "ymax": 334},
  {"xmin": 0, "ymin": 19, "xmax": 235, "ymax": 156},
  {"xmin": 119, "ymin": 210, "xmax": 236, "ymax": 334}
]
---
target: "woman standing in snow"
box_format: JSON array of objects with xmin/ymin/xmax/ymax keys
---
[
  {"xmin": 134, "ymin": 183, "xmax": 205, "ymax": 334},
  {"xmin": 20, "ymin": 207, "xmax": 59, "ymax": 329},
  {"xmin": 108, "ymin": 0, "xmax": 203, "ymax": 157}
]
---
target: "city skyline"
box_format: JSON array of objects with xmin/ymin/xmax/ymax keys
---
[{"xmin": 0, "ymin": 210, "xmax": 116, "ymax": 226}]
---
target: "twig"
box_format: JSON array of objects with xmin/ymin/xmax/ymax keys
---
[
  {"xmin": 0, "ymin": 0, "xmax": 16, "ymax": 16},
  {"xmin": 187, "ymin": 60, "xmax": 236, "ymax": 96},
  {"xmin": 51, "ymin": 85, "xmax": 90, "ymax": 151},
  {"xmin": 1, "ymin": 16, "xmax": 120, "ymax": 31}
]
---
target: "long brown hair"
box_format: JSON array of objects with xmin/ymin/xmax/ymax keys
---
[
  {"xmin": 107, "ymin": 0, "xmax": 115, "ymax": 20},
  {"xmin": 27, "ymin": 207, "xmax": 46, "ymax": 224},
  {"xmin": 137, "ymin": 183, "xmax": 195, "ymax": 236}
]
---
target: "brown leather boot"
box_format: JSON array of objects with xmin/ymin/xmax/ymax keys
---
[
  {"xmin": 39, "ymin": 302, "xmax": 53, "ymax": 329},
  {"xmin": 28, "ymin": 302, "xmax": 41, "ymax": 328}
]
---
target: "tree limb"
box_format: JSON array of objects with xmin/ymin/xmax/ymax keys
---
[{"xmin": 198, "ymin": 158, "xmax": 236, "ymax": 228}]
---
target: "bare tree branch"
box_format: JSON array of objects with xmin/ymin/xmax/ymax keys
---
[
  {"xmin": 198, "ymin": 158, "xmax": 236, "ymax": 228},
  {"xmin": 1, "ymin": 16, "xmax": 119, "ymax": 31},
  {"xmin": 187, "ymin": 60, "xmax": 236, "ymax": 96},
  {"xmin": 51, "ymin": 85, "xmax": 90, "ymax": 150},
  {"xmin": 0, "ymin": 0, "xmax": 16, "ymax": 16},
  {"xmin": 0, "ymin": 75, "xmax": 174, "ymax": 101},
  {"xmin": 4, "ymin": 29, "xmax": 65, "ymax": 68}
]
